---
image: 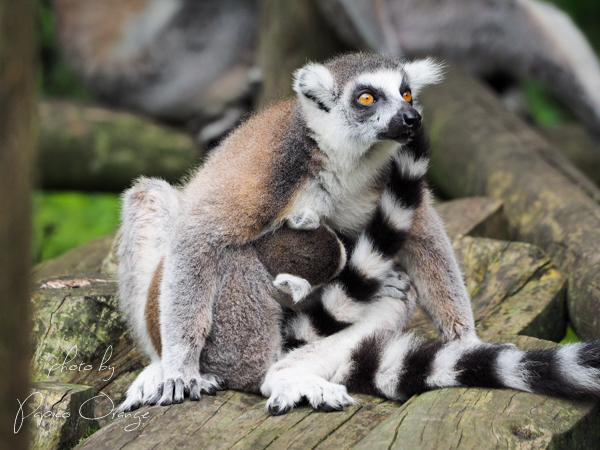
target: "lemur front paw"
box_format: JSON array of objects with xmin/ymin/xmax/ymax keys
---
[
  {"xmin": 118, "ymin": 361, "xmax": 163, "ymax": 412},
  {"xmin": 263, "ymin": 374, "xmax": 355, "ymax": 415},
  {"xmin": 155, "ymin": 372, "xmax": 227, "ymax": 406},
  {"xmin": 273, "ymin": 274, "xmax": 313, "ymax": 303},
  {"xmin": 286, "ymin": 209, "xmax": 320, "ymax": 230}
]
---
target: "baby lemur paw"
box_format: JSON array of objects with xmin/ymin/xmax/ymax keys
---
[
  {"xmin": 155, "ymin": 372, "xmax": 227, "ymax": 406},
  {"xmin": 375, "ymin": 267, "xmax": 416, "ymax": 304},
  {"xmin": 274, "ymin": 274, "xmax": 313, "ymax": 303},
  {"xmin": 286, "ymin": 209, "xmax": 320, "ymax": 230}
]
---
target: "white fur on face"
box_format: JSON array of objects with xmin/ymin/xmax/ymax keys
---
[
  {"xmin": 337, "ymin": 69, "xmax": 408, "ymax": 146},
  {"xmin": 402, "ymin": 58, "xmax": 445, "ymax": 95}
]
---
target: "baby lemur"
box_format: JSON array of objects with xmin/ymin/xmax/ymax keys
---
[{"xmin": 118, "ymin": 53, "xmax": 600, "ymax": 414}]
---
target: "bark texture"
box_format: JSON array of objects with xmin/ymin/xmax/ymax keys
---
[
  {"xmin": 435, "ymin": 197, "xmax": 510, "ymax": 241},
  {"xmin": 28, "ymin": 382, "xmax": 97, "ymax": 450}
]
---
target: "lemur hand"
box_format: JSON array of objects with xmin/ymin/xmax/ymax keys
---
[
  {"xmin": 273, "ymin": 273, "xmax": 313, "ymax": 303},
  {"xmin": 286, "ymin": 208, "xmax": 320, "ymax": 230}
]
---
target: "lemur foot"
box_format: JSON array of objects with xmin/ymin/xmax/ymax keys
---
[
  {"xmin": 155, "ymin": 372, "xmax": 227, "ymax": 406},
  {"xmin": 263, "ymin": 374, "xmax": 356, "ymax": 415},
  {"xmin": 286, "ymin": 209, "xmax": 320, "ymax": 230},
  {"xmin": 117, "ymin": 361, "xmax": 163, "ymax": 412},
  {"xmin": 440, "ymin": 322, "xmax": 481, "ymax": 345},
  {"xmin": 273, "ymin": 274, "xmax": 313, "ymax": 303}
]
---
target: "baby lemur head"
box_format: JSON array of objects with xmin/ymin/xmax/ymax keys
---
[{"xmin": 294, "ymin": 53, "xmax": 443, "ymax": 160}]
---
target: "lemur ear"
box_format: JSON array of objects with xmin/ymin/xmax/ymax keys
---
[
  {"xmin": 403, "ymin": 58, "xmax": 445, "ymax": 95},
  {"xmin": 293, "ymin": 63, "xmax": 337, "ymax": 113}
]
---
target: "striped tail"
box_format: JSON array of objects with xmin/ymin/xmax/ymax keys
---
[
  {"xmin": 288, "ymin": 130, "xmax": 429, "ymax": 341},
  {"xmin": 335, "ymin": 128, "xmax": 430, "ymax": 302},
  {"xmin": 345, "ymin": 332, "xmax": 600, "ymax": 401}
]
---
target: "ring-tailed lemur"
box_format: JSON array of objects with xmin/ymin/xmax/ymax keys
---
[{"xmin": 117, "ymin": 53, "xmax": 600, "ymax": 414}]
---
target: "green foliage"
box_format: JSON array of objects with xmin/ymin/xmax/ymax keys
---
[
  {"xmin": 560, "ymin": 324, "xmax": 582, "ymax": 345},
  {"xmin": 32, "ymin": 191, "xmax": 121, "ymax": 263},
  {"xmin": 522, "ymin": 79, "xmax": 573, "ymax": 126}
]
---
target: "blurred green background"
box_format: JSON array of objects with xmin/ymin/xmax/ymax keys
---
[{"xmin": 33, "ymin": 0, "xmax": 600, "ymax": 264}]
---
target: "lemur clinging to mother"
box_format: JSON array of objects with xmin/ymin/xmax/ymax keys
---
[{"xmin": 117, "ymin": 53, "xmax": 600, "ymax": 414}]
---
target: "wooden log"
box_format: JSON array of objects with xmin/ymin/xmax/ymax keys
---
[
  {"xmin": 421, "ymin": 65, "xmax": 600, "ymax": 341},
  {"xmin": 38, "ymin": 100, "xmax": 200, "ymax": 192},
  {"xmin": 30, "ymin": 274, "xmax": 147, "ymax": 411},
  {"xmin": 27, "ymin": 382, "xmax": 97, "ymax": 450},
  {"xmin": 75, "ymin": 337, "xmax": 598, "ymax": 449},
  {"xmin": 407, "ymin": 236, "xmax": 567, "ymax": 343},
  {"xmin": 32, "ymin": 232, "xmax": 117, "ymax": 282},
  {"xmin": 354, "ymin": 336, "xmax": 600, "ymax": 450},
  {"xmin": 539, "ymin": 122, "xmax": 600, "ymax": 187},
  {"xmin": 434, "ymin": 197, "xmax": 509, "ymax": 240},
  {"xmin": 0, "ymin": 0, "xmax": 36, "ymax": 449}
]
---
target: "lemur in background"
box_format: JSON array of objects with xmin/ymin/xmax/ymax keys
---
[
  {"xmin": 53, "ymin": 0, "xmax": 259, "ymax": 146},
  {"xmin": 53, "ymin": 0, "xmax": 600, "ymax": 144},
  {"xmin": 117, "ymin": 53, "xmax": 600, "ymax": 414}
]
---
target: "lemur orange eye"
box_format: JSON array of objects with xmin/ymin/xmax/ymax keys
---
[
  {"xmin": 358, "ymin": 93, "xmax": 374, "ymax": 105},
  {"xmin": 402, "ymin": 90, "xmax": 412, "ymax": 102}
]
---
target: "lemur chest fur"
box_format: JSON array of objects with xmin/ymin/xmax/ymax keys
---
[{"xmin": 288, "ymin": 140, "xmax": 398, "ymax": 236}]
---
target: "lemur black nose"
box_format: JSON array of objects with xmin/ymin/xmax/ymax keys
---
[{"xmin": 402, "ymin": 111, "xmax": 422, "ymax": 129}]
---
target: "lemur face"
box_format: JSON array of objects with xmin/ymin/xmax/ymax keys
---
[{"xmin": 294, "ymin": 53, "xmax": 444, "ymax": 151}]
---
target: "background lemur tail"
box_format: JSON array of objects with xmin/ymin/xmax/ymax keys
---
[
  {"xmin": 117, "ymin": 177, "xmax": 181, "ymax": 361},
  {"xmin": 344, "ymin": 332, "xmax": 600, "ymax": 401}
]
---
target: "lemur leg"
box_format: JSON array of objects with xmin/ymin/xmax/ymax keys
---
[
  {"xmin": 117, "ymin": 178, "xmax": 179, "ymax": 411},
  {"xmin": 199, "ymin": 244, "xmax": 284, "ymax": 393},
  {"xmin": 156, "ymin": 220, "xmax": 228, "ymax": 405},
  {"xmin": 397, "ymin": 192, "xmax": 477, "ymax": 343},
  {"xmin": 263, "ymin": 272, "xmax": 417, "ymax": 414}
]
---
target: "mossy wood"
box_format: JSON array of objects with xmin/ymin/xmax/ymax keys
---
[
  {"xmin": 406, "ymin": 235, "xmax": 567, "ymax": 343},
  {"xmin": 421, "ymin": 65, "xmax": 600, "ymax": 341},
  {"xmin": 30, "ymin": 275, "xmax": 148, "ymax": 415},
  {"xmin": 38, "ymin": 100, "xmax": 201, "ymax": 192},
  {"xmin": 435, "ymin": 197, "xmax": 509, "ymax": 241},
  {"xmin": 27, "ymin": 382, "xmax": 97, "ymax": 450}
]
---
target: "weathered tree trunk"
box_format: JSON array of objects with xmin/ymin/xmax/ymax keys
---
[
  {"xmin": 539, "ymin": 122, "xmax": 600, "ymax": 187},
  {"xmin": 256, "ymin": 0, "xmax": 348, "ymax": 108},
  {"xmin": 0, "ymin": 0, "xmax": 36, "ymax": 448},
  {"xmin": 38, "ymin": 100, "xmax": 201, "ymax": 192},
  {"xmin": 421, "ymin": 65, "xmax": 600, "ymax": 340}
]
